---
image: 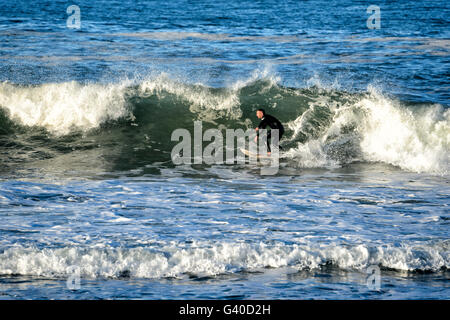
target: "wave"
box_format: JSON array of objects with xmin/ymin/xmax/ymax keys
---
[
  {"xmin": 0, "ymin": 74, "xmax": 448, "ymax": 174},
  {"xmin": 0, "ymin": 241, "xmax": 447, "ymax": 279}
]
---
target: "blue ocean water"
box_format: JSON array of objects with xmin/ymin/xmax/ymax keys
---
[{"xmin": 0, "ymin": 0, "xmax": 449, "ymax": 299}]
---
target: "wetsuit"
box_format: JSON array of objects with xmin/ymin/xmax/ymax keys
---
[{"xmin": 257, "ymin": 114, "xmax": 284, "ymax": 152}]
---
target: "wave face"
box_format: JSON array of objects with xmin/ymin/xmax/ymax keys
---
[
  {"xmin": 0, "ymin": 241, "xmax": 447, "ymax": 279},
  {"xmin": 0, "ymin": 75, "xmax": 448, "ymax": 175}
]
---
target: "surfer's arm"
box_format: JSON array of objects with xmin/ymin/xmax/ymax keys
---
[
  {"xmin": 256, "ymin": 119, "xmax": 267, "ymax": 136},
  {"xmin": 255, "ymin": 126, "xmax": 262, "ymax": 142}
]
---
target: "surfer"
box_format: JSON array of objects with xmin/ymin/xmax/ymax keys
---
[{"xmin": 254, "ymin": 109, "xmax": 284, "ymax": 155}]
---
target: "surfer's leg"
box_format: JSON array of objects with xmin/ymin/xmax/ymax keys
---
[
  {"xmin": 278, "ymin": 130, "xmax": 284, "ymax": 150},
  {"xmin": 268, "ymin": 130, "xmax": 282, "ymax": 153}
]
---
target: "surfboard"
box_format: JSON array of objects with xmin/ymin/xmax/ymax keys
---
[{"xmin": 240, "ymin": 147, "xmax": 272, "ymax": 159}]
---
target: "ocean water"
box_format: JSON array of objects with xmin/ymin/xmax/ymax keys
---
[{"xmin": 0, "ymin": 0, "xmax": 449, "ymax": 300}]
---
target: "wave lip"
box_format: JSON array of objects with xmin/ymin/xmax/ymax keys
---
[
  {"xmin": 137, "ymin": 73, "xmax": 243, "ymax": 121},
  {"xmin": 0, "ymin": 241, "xmax": 447, "ymax": 279}
]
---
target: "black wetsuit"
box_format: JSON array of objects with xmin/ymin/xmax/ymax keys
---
[{"xmin": 257, "ymin": 114, "xmax": 284, "ymax": 152}]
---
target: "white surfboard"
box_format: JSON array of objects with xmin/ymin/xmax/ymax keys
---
[{"xmin": 239, "ymin": 147, "xmax": 272, "ymax": 159}]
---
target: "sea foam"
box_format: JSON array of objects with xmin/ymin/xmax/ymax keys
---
[
  {"xmin": 0, "ymin": 81, "xmax": 131, "ymax": 135},
  {"xmin": 0, "ymin": 241, "xmax": 447, "ymax": 279}
]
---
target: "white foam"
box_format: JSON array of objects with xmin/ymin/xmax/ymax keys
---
[
  {"xmin": 283, "ymin": 139, "xmax": 337, "ymax": 168},
  {"xmin": 0, "ymin": 241, "xmax": 447, "ymax": 279},
  {"xmin": 286, "ymin": 86, "xmax": 449, "ymax": 174},
  {"xmin": 357, "ymin": 87, "xmax": 449, "ymax": 174},
  {"xmin": 0, "ymin": 81, "xmax": 131, "ymax": 135}
]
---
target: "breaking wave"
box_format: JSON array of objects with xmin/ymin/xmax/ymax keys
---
[{"xmin": 0, "ymin": 73, "xmax": 448, "ymax": 174}]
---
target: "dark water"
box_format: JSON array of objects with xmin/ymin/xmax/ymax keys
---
[{"xmin": 0, "ymin": 0, "xmax": 449, "ymax": 299}]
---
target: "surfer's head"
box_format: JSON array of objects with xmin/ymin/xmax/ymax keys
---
[{"xmin": 256, "ymin": 109, "xmax": 265, "ymax": 119}]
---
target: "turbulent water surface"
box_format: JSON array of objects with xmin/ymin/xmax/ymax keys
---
[{"xmin": 0, "ymin": 0, "xmax": 449, "ymax": 299}]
